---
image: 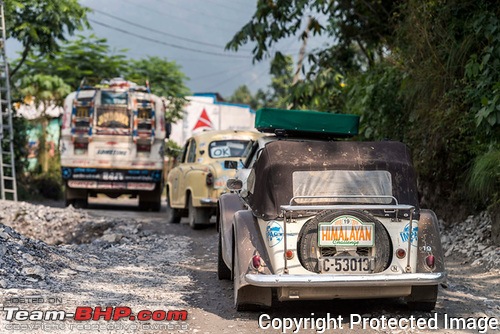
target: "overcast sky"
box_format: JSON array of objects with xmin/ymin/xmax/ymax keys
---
[{"xmin": 6, "ymin": 0, "xmax": 329, "ymax": 98}]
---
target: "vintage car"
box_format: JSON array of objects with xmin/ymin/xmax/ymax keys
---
[
  {"xmin": 217, "ymin": 108, "xmax": 446, "ymax": 311},
  {"xmin": 166, "ymin": 130, "xmax": 264, "ymax": 229}
]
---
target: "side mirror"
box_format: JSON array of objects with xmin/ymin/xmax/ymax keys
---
[
  {"xmin": 226, "ymin": 178, "xmax": 243, "ymax": 191},
  {"xmin": 224, "ymin": 160, "xmax": 238, "ymax": 169}
]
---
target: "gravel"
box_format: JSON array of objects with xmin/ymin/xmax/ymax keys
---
[{"xmin": 0, "ymin": 200, "xmax": 193, "ymax": 333}]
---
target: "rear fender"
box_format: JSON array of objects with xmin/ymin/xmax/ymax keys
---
[
  {"xmin": 217, "ymin": 193, "xmax": 246, "ymax": 270},
  {"xmin": 233, "ymin": 211, "xmax": 273, "ymax": 288},
  {"xmin": 417, "ymin": 210, "xmax": 445, "ymax": 273},
  {"xmin": 233, "ymin": 210, "xmax": 272, "ymax": 307}
]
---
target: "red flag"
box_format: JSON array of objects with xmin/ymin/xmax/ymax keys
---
[{"xmin": 192, "ymin": 109, "xmax": 213, "ymax": 131}]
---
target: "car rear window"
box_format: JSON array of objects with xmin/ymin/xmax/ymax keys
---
[
  {"xmin": 209, "ymin": 140, "xmax": 250, "ymax": 158},
  {"xmin": 292, "ymin": 170, "xmax": 393, "ymax": 204}
]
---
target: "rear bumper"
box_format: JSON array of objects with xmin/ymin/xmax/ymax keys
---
[
  {"xmin": 245, "ymin": 272, "xmax": 446, "ymax": 287},
  {"xmin": 200, "ymin": 198, "xmax": 218, "ymax": 205}
]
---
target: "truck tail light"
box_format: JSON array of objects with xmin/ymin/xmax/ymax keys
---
[
  {"xmin": 74, "ymin": 141, "xmax": 88, "ymax": 153},
  {"xmin": 285, "ymin": 250, "xmax": 294, "ymax": 260},
  {"xmin": 137, "ymin": 143, "xmax": 151, "ymax": 152},
  {"xmin": 206, "ymin": 172, "xmax": 214, "ymax": 186}
]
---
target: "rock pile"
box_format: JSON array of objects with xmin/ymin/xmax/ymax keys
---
[{"xmin": 440, "ymin": 211, "xmax": 500, "ymax": 270}]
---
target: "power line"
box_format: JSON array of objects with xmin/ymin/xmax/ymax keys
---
[
  {"xmin": 91, "ymin": 8, "xmax": 232, "ymax": 50},
  {"xmin": 89, "ymin": 19, "xmax": 252, "ymax": 59},
  {"xmin": 120, "ymin": 0, "xmax": 238, "ymax": 34},
  {"xmin": 153, "ymin": 0, "xmax": 243, "ymax": 25},
  {"xmin": 208, "ymin": 64, "xmax": 258, "ymax": 90}
]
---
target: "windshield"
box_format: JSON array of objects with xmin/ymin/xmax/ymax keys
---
[
  {"xmin": 95, "ymin": 91, "xmax": 130, "ymax": 133},
  {"xmin": 208, "ymin": 140, "xmax": 251, "ymax": 158},
  {"xmin": 292, "ymin": 170, "xmax": 393, "ymax": 204}
]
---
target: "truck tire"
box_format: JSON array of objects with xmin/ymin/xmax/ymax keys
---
[
  {"xmin": 139, "ymin": 185, "xmax": 162, "ymax": 212},
  {"xmin": 297, "ymin": 210, "xmax": 392, "ymax": 273}
]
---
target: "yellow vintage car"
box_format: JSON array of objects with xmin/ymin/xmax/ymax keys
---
[{"xmin": 166, "ymin": 130, "xmax": 264, "ymax": 229}]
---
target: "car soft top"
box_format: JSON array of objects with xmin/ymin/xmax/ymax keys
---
[{"xmin": 246, "ymin": 140, "xmax": 419, "ymax": 220}]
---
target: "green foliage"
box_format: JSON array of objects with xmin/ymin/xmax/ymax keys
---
[
  {"xmin": 227, "ymin": 85, "xmax": 261, "ymax": 110},
  {"xmin": 124, "ymin": 56, "xmax": 190, "ymax": 98},
  {"xmin": 165, "ymin": 140, "xmax": 183, "ymax": 158},
  {"xmin": 463, "ymin": 9, "xmax": 500, "ymax": 133},
  {"xmin": 13, "ymin": 35, "xmax": 128, "ymax": 90},
  {"xmin": 19, "ymin": 74, "xmax": 72, "ymax": 108},
  {"xmin": 469, "ymin": 149, "xmax": 500, "ymax": 204},
  {"xmin": 345, "ymin": 64, "xmax": 406, "ymax": 140},
  {"xmin": 4, "ymin": 0, "xmax": 90, "ymax": 77}
]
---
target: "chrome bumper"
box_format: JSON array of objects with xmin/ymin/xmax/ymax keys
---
[
  {"xmin": 245, "ymin": 272, "xmax": 446, "ymax": 287},
  {"xmin": 200, "ymin": 198, "xmax": 218, "ymax": 204}
]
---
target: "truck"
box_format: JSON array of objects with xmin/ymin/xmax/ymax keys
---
[{"xmin": 60, "ymin": 78, "xmax": 166, "ymax": 211}]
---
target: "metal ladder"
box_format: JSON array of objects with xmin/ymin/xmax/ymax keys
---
[{"xmin": 0, "ymin": 2, "xmax": 17, "ymax": 201}]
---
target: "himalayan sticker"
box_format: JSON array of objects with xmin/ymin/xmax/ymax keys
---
[
  {"xmin": 318, "ymin": 215, "xmax": 374, "ymax": 247},
  {"xmin": 266, "ymin": 221, "xmax": 283, "ymax": 248},
  {"xmin": 400, "ymin": 222, "xmax": 418, "ymax": 246}
]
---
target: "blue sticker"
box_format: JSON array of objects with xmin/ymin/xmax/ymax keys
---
[
  {"xmin": 400, "ymin": 223, "xmax": 418, "ymax": 246},
  {"xmin": 266, "ymin": 221, "xmax": 284, "ymax": 247}
]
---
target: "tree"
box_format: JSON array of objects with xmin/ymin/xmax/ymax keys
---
[
  {"xmin": 13, "ymin": 35, "xmax": 128, "ymax": 90},
  {"xmin": 124, "ymin": 56, "xmax": 190, "ymax": 123},
  {"xmin": 227, "ymin": 85, "xmax": 260, "ymax": 110},
  {"xmin": 4, "ymin": 0, "xmax": 90, "ymax": 78},
  {"xmin": 18, "ymin": 74, "xmax": 71, "ymax": 173}
]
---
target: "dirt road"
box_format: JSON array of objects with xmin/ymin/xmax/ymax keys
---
[{"xmin": 1, "ymin": 198, "xmax": 499, "ymax": 333}]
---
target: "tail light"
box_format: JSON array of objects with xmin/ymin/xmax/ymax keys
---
[
  {"xmin": 137, "ymin": 143, "xmax": 151, "ymax": 152},
  {"xmin": 206, "ymin": 172, "xmax": 214, "ymax": 186},
  {"xmin": 285, "ymin": 250, "xmax": 294, "ymax": 260},
  {"xmin": 252, "ymin": 255, "xmax": 261, "ymax": 269},
  {"xmin": 74, "ymin": 141, "xmax": 88, "ymax": 154},
  {"xmin": 396, "ymin": 248, "xmax": 406, "ymax": 259},
  {"xmin": 425, "ymin": 255, "xmax": 435, "ymax": 269}
]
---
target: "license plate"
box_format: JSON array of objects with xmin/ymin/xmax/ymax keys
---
[
  {"xmin": 320, "ymin": 256, "xmax": 375, "ymax": 273},
  {"xmin": 318, "ymin": 215, "xmax": 375, "ymax": 247}
]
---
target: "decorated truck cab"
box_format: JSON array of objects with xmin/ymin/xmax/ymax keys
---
[
  {"xmin": 60, "ymin": 78, "xmax": 166, "ymax": 211},
  {"xmin": 217, "ymin": 108, "xmax": 446, "ymax": 311}
]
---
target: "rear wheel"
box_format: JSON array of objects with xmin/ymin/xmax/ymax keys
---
[
  {"xmin": 188, "ymin": 197, "xmax": 211, "ymax": 229},
  {"xmin": 218, "ymin": 232, "xmax": 232, "ymax": 280},
  {"xmin": 165, "ymin": 190, "xmax": 181, "ymax": 224},
  {"xmin": 297, "ymin": 210, "xmax": 392, "ymax": 273}
]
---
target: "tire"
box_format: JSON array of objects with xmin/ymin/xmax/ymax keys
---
[
  {"xmin": 73, "ymin": 198, "xmax": 88, "ymax": 209},
  {"xmin": 165, "ymin": 193, "xmax": 181, "ymax": 224},
  {"xmin": 406, "ymin": 285, "xmax": 438, "ymax": 311},
  {"xmin": 139, "ymin": 187, "xmax": 162, "ymax": 212},
  {"xmin": 218, "ymin": 232, "xmax": 232, "ymax": 280},
  {"xmin": 297, "ymin": 210, "xmax": 392, "ymax": 273},
  {"xmin": 188, "ymin": 197, "xmax": 211, "ymax": 229}
]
